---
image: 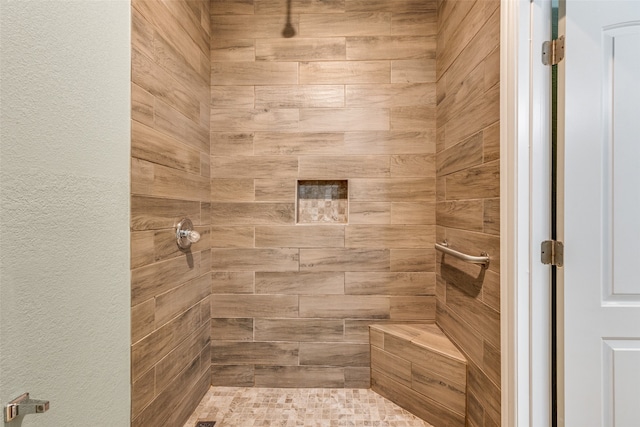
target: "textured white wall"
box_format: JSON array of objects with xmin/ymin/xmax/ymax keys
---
[{"xmin": 0, "ymin": 2, "xmax": 131, "ymax": 426}]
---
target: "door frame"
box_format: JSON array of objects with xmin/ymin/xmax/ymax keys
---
[{"xmin": 500, "ymin": 0, "xmax": 553, "ymax": 426}]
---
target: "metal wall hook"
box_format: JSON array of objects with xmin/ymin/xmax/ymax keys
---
[
  {"xmin": 5, "ymin": 393, "xmax": 49, "ymax": 423},
  {"xmin": 176, "ymin": 218, "xmax": 200, "ymax": 250}
]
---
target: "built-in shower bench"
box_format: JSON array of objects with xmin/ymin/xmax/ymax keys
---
[{"xmin": 369, "ymin": 323, "xmax": 467, "ymax": 427}]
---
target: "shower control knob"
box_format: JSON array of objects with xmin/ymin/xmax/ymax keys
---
[{"xmin": 176, "ymin": 218, "xmax": 199, "ymax": 250}]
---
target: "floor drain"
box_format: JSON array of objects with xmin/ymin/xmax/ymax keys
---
[{"xmin": 195, "ymin": 422, "xmax": 216, "ymax": 427}]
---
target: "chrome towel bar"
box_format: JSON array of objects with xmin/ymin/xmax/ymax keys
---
[{"xmin": 435, "ymin": 241, "xmax": 490, "ymax": 267}]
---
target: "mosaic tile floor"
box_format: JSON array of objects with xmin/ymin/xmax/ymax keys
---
[{"xmin": 184, "ymin": 387, "xmax": 434, "ymax": 427}]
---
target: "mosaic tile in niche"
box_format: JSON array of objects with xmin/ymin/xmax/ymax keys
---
[{"xmin": 297, "ymin": 180, "xmax": 348, "ymax": 224}]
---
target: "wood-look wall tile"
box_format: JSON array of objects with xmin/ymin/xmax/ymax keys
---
[
  {"xmin": 211, "ymin": 156, "xmax": 298, "ymax": 179},
  {"xmin": 210, "ymin": 39, "xmax": 255, "ymax": 62},
  {"xmin": 256, "ymin": 0, "xmax": 345, "ymax": 14},
  {"xmin": 482, "ymin": 199, "xmax": 500, "ymax": 234},
  {"xmin": 437, "ymin": 131, "xmax": 483, "ymax": 176},
  {"xmin": 483, "ymin": 121, "xmax": 500, "ymax": 163},
  {"xmin": 437, "ymin": 1, "xmax": 497, "ymax": 78},
  {"xmin": 211, "ymin": 318, "xmax": 254, "ymax": 341},
  {"xmin": 211, "ymin": 202, "xmax": 295, "ymax": 225},
  {"xmin": 345, "ymin": 272, "xmax": 435, "ymax": 295},
  {"xmin": 436, "ymin": 200, "xmax": 484, "ymax": 232},
  {"xmin": 346, "ymin": 0, "xmax": 436, "ymax": 13},
  {"xmin": 210, "ymin": 226, "xmax": 255, "ymax": 248},
  {"xmin": 299, "ymin": 108, "xmax": 389, "ymax": 132},
  {"xmin": 255, "ymin": 179, "xmax": 296, "ymax": 201},
  {"xmin": 390, "ymin": 106, "xmax": 436, "ymax": 131},
  {"xmin": 300, "ymin": 295, "xmax": 390, "ymax": 318},
  {"xmin": 132, "ymin": 253, "xmax": 202, "ymax": 306},
  {"xmin": 254, "ymin": 366, "xmax": 345, "ymax": 388},
  {"xmin": 211, "ymin": 86, "xmax": 255, "ymax": 108},
  {"xmin": 300, "ymin": 248, "xmax": 390, "ymax": 271},
  {"xmin": 255, "ymin": 85, "xmax": 344, "ymax": 108},
  {"xmin": 389, "ymin": 296, "xmax": 436, "ymax": 320},
  {"xmin": 346, "ymin": 225, "xmax": 434, "ymax": 249},
  {"xmin": 254, "ymin": 132, "xmax": 345, "ymax": 155},
  {"xmin": 435, "ymin": 301, "xmax": 484, "ymax": 368},
  {"xmin": 131, "ymin": 304, "xmax": 200, "ymax": 380},
  {"xmin": 349, "ymin": 202, "xmax": 391, "ymax": 224},
  {"xmin": 131, "ymin": 368, "xmax": 155, "ymax": 420},
  {"xmin": 210, "ymin": 109, "xmax": 299, "ymax": 132},
  {"xmin": 132, "ymin": 298, "xmax": 155, "ymax": 344},
  {"xmin": 211, "ymin": 364, "xmax": 255, "ymax": 387},
  {"xmin": 131, "ymin": 231, "xmax": 155, "ymax": 269},
  {"xmin": 347, "ymin": 319, "xmax": 427, "ymax": 343},
  {"xmin": 131, "ymin": 157, "xmax": 154, "ymax": 196},
  {"xmin": 483, "ymin": 340, "xmax": 501, "ymax": 389},
  {"xmin": 255, "ymin": 318, "xmax": 345, "ymax": 341},
  {"xmin": 391, "ymin": 12, "xmax": 437, "ymax": 36},
  {"xmin": 255, "ymin": 271, "xmax": 345, "ymax": 294},
  {"xmin": 370, "ymin": 346, "xmax": 411, "ymax": 387},
  {"xmin": 132, "ymin": 83, "xmax": 155, "ymax": 127},
  {"xmin": 211, "ymin": 178, "xmax": 255, "ymax": 202},
  {"xmin": 132, "ymin": 7, "xmax": 154, "ymax": 59},
  {"xmin": 299, "ymin": 12, "xmax": 391, "ymax": 37},
  {"xmin": 154, "ymin": 99, "xmax": 210, "ymax": 152},
  {"xmin": 300, "ymin": 343, "xmax": 370, "ymax": 367},
  {"xmin": 344, "ymin": 131, "xmax": 435, "ymax": 155},
  {"xmin": 390, "ymin": 154, "xmax": 435, "ymax": 177},
  {"xmin": 155, "ymin": 274, "xmax": 211, "ymax": 327},
  {"xmin": 481, "ymin": 269, "xmax": 500, "ymax": 312},
  {"xmin": 131, "ymin": 120, "xmax": 200, "ymax": 174},
  {"xmin": 411, "ymin": 363, "xmax": 466, "ymax": 415},
  {"xmin": 210, "ymin": 0, "xmax": 255, "ymax": 15},
  {"xmin": 211, "ymin": 248, "xmax": 299, "ymax": 271},
  {"xmin": 298, "ymin": 155, "xmax": 390, "ymax": 178},
  {"xmin": 131, "ymin": 196, "xmax": 202, "ymax": 231},
  {"xmin": 468, "ymin": 361, "xmax": 501, "ymax": 425},
  {"xmin": 371, "ymin": 371, "xmax": 465, "ymax": 427},
  {"xmin": 211, "ymin": 15, "xmax": 298, "ymax": 39},
  {"xmin": 391, "ymin": 59, "xmax": 436, "ymax": 83},
  {"xmin": 132, "ymin": 48, "xmax": 201, "ymax": 122},
  {"xmin": 445, "ymin": 160, "xmax": 500, "ymax": 200},
  {"xmin": 344, "ymin": 367, "xmax": 371, "ymax": 388},
  {"xmin": 131, "ymin": 159, "xmax": 211, "ymax": 201},
  {"xmin": 201, "ymin": 153, "xmax": 211, "ymax": 177},
  {"xmin": 382, "ymin": 333, "xmax": 465, "ymax": 385},
  {"xmin": 346, "ymin": 36, "xmax": 435, "ymax": 60},
  {"xmin": 390, "ymin": 248, "xmax": 435, "ymax": 272},
  {"xmin": 255, "ymin": 226, "xmax": 345, "ymax": 248},
  {"xmin": 256, "ymin": 38, "xmax": 346, "ymax": 61},
  {"xmin": 446, "ymin": 283, "xmax": 499, "ymax": 349},
  {"xmin": 133, "ymin": 1, "xmax": 205, "ymax": 74},
  {"xmin": 211, "ymin": 271, "xmax": 255, "ymax": 294},
  {"xmin": 211, "ymin": 294, "xmax": 299, "ymax": 317},
  {"xmin": 346, "ymin": 83, "xmax": 435, "ymax": 107},
  {"xmin": 152, "ymin": 27, "xmax": 210, "ymax": 96},
  {"xmin": 156, "ymin": 321, "xmax": 210, "ymax": 392},
  {"xmin": 211, "ymin": 341, "xmax": 299, "ymax": 364},
  {"xmin": 160, "ymin": 0, "xmax": 210, "ymax": 57},
  {"xmin": 391, "ymin": 202, "xmax": 435, "ymax": 225},
  {"xmin": 133, "ymin": 357, "xmax": 208, "ymax": 427},
  {"xmin": 211, "ymin": 132, "xmax": 254, "ymax": 156},
  {"xmin": 299, "ymin": 61, "xmax": 390, "ymax": 84},
  {"xmin": 369, "ymin": 327, "xmax": 384, "ymax": 348},
  {"xmin": 212, "ymin": 62, "xmax": 298, "ymax": 85},
  {"xmin": 350, "ymin": 178, "xmax": 435, "ymax": 202},
  {"xmin": 442, "ymin": 83, "xmax": 499, "ymax": 148}
]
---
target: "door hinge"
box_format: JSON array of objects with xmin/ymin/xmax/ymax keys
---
[
  {"xmin": 542, "ymin": 36, "xmax": 565, "ymax": 66},
  {"xmin": 541, "ymin": 240, "xmax": 564, "ymax": 267}
]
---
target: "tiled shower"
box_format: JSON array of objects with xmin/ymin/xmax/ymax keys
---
[{"xmin": 130, "ymin": 0, "xmax": 500, "ymax": 426}]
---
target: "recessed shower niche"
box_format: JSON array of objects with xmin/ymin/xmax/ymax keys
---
[{"xmin": 296, "ymin": 180, "xmax": 348, "ymax": 224}]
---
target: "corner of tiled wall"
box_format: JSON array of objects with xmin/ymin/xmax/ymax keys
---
[
  {"xmin": 130, "ymin": 1, "xmax": 212, "ymax": 426},
  {"xmin": 436, "ymin": 0, "xmax": 501, "ymax": 425}
]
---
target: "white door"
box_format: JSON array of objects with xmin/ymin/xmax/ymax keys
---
[
  {"xmin": 560, "ymin": 1, "xmax": 640, "ymax": 426},
  {"xmin": 0, "ymin": 3, "xmax": 130, "ymax": 426}
]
